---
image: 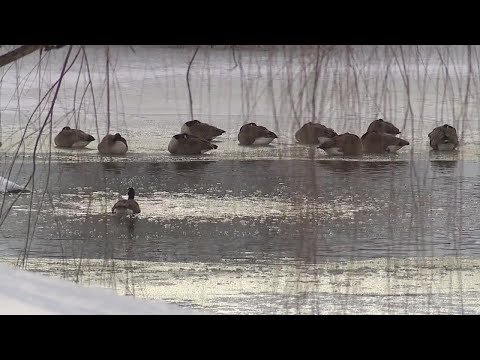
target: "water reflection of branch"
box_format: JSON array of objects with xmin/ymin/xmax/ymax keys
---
[
  {"xmin": 230, "ymin": 46, "xmax": 238, "ymax": 70},
  {"xmin": 116, "ymin": 216, "xmax": 138, "ymax": 297}
]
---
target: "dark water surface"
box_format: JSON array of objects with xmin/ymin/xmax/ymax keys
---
[{"xmin": 1, "ymin": 158, "xmax": 479, "ymax": 262}]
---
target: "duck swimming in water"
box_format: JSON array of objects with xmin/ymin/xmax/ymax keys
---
[{"xmin": 112, "ymin": 187, "xmax": 140, "ymax": 215}]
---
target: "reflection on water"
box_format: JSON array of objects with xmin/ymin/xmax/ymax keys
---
[
  {"xmin": 169, "ymin": 161, "xmax": 213, "ymax": 173},
  {"xmin": 145, "ymin": 161, "xmax": 214, "ymax": 175},
  {"xmin": 102, "ymin": 162, "xmax": 128, "ymax": 174},
  {"xmin": 1, "ymin": 255, "xmax": 478, "ymax": 314},
  {"xmin": 0, "ymin": 159, "xmax": 479, "ymax": 269},
  {"xmin": 316, "ymin": 160, "xmax": 362, "ymax": 172},
  {"xmin": 430, "ymin": 160, "xmax": 458, "ymax": 171}
]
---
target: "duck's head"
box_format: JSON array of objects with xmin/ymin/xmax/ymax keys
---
[
  {"xmin": 173, "ymin": 133, "xmax": 188, "ymax": 141},
  {"xmin": 185, "ymin": 120, "xmax": 201, "ymax": 127},
  {"xmin": 319, "ymin": 127, "xmax": 338, "ymax": 138},
  {"xmin": 240, "ymin": 123, "xmax": 257, "ymax": 132},
  {"xmin": 440, "ymin": 124, "xmax": 457, "ymax": 142},
  {"xmin": 127, "ymin": 187, "xmax": 135, "ymax": 200},
  {"xmin": 375, "ymin": 119, "xmax": 400, "ymax": 135}
]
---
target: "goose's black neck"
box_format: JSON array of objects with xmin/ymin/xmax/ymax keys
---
[{"xmin": 127, "ymin": 188, "xmax": 135, "ymax": 200}]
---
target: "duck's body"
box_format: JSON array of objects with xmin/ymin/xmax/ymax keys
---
[
  {"xmin": 238, "ymin": 123, "xmax": 278, "ymax": 146},
  {"xmin": 318, "ymin": 133, "xmax": 363, "ymax": 156},
  {"xmin": 437, "ymin": 143, "xmax": 457, "ymax": 151},
  {"xmin": 112, "ymin": 188, "xmax": 140, "ymax": 215},
  {"xmin": 0, "ymin": 176, "xmax": 29, "ymax": 193},
  {"xmin": 181, "ymin": 120, "xmax": 225, "ymax": 141},
  {"xmin": 361, "ymin": 131, "xmax": 410, "ymax": 154},
  {"xmin": 54, "ymin": 127, "xmax": 95, "ymax": 148},
  {"xmin": 168, "ymin": 133, "xmax": 217, "ymax": 155},
  {"xmin": 366, "ymin": 119, "xmax": 401, "ymax": 136},
  {"xmin": 98, "ymin": 133, "xmax": 128, "ymax": 155},
  {"xmin": 428, "ymin": 124, "xmax": 459, "ymax": 151},
  {"xmin": 295, "ymin": 122, "xmax": 338, "ymax": 145}
]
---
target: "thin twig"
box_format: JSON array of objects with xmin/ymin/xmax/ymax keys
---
[{"xmin": 187, "ymin": 46, "xmax": 200, "ymax": 120}]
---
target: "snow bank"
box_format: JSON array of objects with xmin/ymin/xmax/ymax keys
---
[{"xmin": 0, "ymin": 264, "xmax": 202, "ymax": 315}]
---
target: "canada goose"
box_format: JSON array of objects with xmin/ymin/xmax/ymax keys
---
[
  {"xmin": 98, "ymin": 133, "xmax": 128, "ymax": 155},
  {"xmin": 428, "ymin": 124, "xmax": 459, "ymax": 151},
  {"xmin": 180, "ymin": 120, "xmax": 225, "ymax": 141},
  {"xmin": 168, "ymin": 133, "xmax": 218, "ymax": 155},
  {"xmin": 0, "ymin": 176, "xmax": 29, "ymax": 193},
  {"xmin": 238, "ymin": 123, "xmax": 278, "ymax": 146},
  {"xmin": 361, "ymin": 131, "xmax": 410, "ymax": 154},
  {"xmin": 54, "ymin": 127, "xmax": 95, "ymax": 148},
  {"xmin": 295, "ymin": 122, "xmax": 338, "ymax": 145},
  {"xmin": 112, "ymin": 187, "xmax": 140, "ymax": 215},
  {"xmin": 318, "ymin": 133, "xmax": 363, "ymax": 156},
  {"xmin": 366, "ymin": 119, "xmax": 401, "ymax": 135}
]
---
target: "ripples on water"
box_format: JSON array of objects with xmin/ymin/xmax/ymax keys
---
[
  {"xmin": 1, "ymin": 157, "xmax": 479, "ymax": 260},
  {"xmin": 0, "ymin": 156, "xmax": 479, "ymax": 313}
]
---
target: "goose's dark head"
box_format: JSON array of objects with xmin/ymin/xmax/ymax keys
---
[
  {"xmin": 112, "ymin": 133, "xmax": 128, "ymax": 146},
  {"xmin": 240, "ymin": 123, "xmax": 256, "ymax": 132},
  {"xmin": 368, "ymin": 119, "xmax": 400, "ymax": 135},
  {"xmin": 185, "ymin": 120, "xmax": 200, "ymax": 127},
  {"xmin": 440, "ymin": 124, "xmax": 457, "ymax": 142},
  {"xmin": 323, "ymin": 127, "xmax": 338, "ymax": 138},
  {"xmin": 62, "ymin": 126, "xmax": 72, "ymax": 131},
  {"xmin": 173, "ymin": 133, "xmax": 188, "ymax": 140},
  {"xmin": 127, "ymin": 187, "xmax": 135, "ymax": 200}
]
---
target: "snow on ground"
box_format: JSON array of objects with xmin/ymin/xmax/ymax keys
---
[{"xmin": 0, "ymin": 264, "xmax": 202, "ymax": 315}]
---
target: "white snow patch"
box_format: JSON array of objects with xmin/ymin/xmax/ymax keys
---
[{"xmin": 0, "ymin": 263, "xmax": 202, "ymax": 315}]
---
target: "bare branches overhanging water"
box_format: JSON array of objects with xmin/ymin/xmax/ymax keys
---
[{"xmin": 0, "ymin": 45, "xmax": 479, "ymax": 314}]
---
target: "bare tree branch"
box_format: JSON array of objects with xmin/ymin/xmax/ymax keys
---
[
  {"xmin": 187, "ymin": 46, "xmax": 200, "ymax": 120},
  {"xmin": 0, "ymin": 45, "xmax": 66, "ymax": 68},
  {"xmin": 43, "ymin": 45, "xmax": 66, "ymax": 52},
  {"xmin": 0, "ymin": 45, "xmax": 44, "ymax": 68}
]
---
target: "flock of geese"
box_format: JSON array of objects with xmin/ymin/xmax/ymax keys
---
[
  {"xmin": 51, "ymin": 118, "xmax": 460, "ymax": 156},
  {"xmin": 0, "ymin": 118, "xmax": 460, "ymax": 215},
  {"xmin": 168, "ymin": 118, "xmax": 458, "ymax": 155}
]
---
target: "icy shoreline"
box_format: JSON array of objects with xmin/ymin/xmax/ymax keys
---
[{"xmin": 0, "ymin": 264, "xmax": 202, "ymax": 315}]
